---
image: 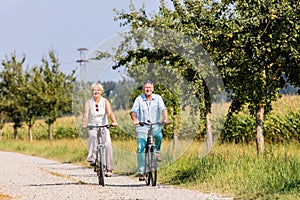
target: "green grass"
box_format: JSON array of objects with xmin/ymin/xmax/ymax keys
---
[
  {"xmin": 159, "ymin": 142, "xmax": 300, "ymax": 199},
  {"xmin": 0, "ymin": 139, "xmax": 88, "ymax": 166}
]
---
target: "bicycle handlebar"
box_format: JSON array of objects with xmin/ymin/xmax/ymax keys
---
[
  {"xmin": 87, "ymin": 124, "xmax": 111, "ymax": 129},
  {"xmin": 139, "ymin": 121, "xmax": 165, "ymax": 126}
]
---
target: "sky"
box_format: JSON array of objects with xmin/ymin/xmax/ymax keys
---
[{"xmin": 0, "ymin": 0, "xmax": 160, "ymax": 81}]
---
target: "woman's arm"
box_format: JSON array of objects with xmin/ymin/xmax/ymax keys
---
[
  {"xmin": 82, "ymin": 100, "xmax": 90, "ymax": 128},
  {"xmin": 105, "ymin": 99, "xmax": 118, "ymax": 126}
]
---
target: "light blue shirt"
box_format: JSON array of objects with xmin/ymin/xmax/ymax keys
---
[{"xmin": 131, "ymin": 93, "xmax": 166, "ymax": 135}]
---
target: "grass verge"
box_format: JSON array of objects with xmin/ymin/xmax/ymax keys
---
[{"xmin": 159, "ymin": 142, "xmax": 300, "ymax": 199}]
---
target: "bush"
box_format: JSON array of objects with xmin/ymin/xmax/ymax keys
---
[
  {"xmin": 221, "ymin": 111, "xmax": 256, "ymax": 143},
  {"xmin": 53, "ymin": 126, "xmax": 78, "ymax": 139},
  {"xmin": 221, "ymin": 95, "xmax": 300, "ymax": 144}
]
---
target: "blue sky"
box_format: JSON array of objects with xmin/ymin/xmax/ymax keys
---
[{"xmin": 0, "ymin": 0, "xmax": 159, "ymax": 80}]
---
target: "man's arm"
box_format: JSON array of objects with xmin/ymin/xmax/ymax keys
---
[{"xmin": 130, "ymin": 111, "xmax": 139, "ymax": 125}]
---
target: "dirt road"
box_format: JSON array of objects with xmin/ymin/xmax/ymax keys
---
[{"xmin": 0, "ymin": 151, "xmax": 232, "ymax": 200}]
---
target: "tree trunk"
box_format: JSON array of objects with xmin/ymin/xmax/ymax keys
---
[
  {"xmin": 0, "ymin": 118, "xmax": 4, "ymax": 141},
  {"xmin": 173, "ymin": 113, "xmax": 178, "ymax": 150},
  {"xmin": 28, "ymin": 125, "xmax": 33, "ymax": 143},
  {"xmin": 256, "ymin": 106, "xmax": 265, "ymax": 154},
  {"xmin": 14, "ymin": 128, "xmax": 18, "ymax": 140},
  {"xmin": 206, "ymin": 112, "xmax": 213, "ymax": 153},
  {"xmin": 48, "ymin": 124, "xmax": 53, "ymax": 141}
]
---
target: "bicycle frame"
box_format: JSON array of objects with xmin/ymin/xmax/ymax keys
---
[{"xmin": 87, "ymin": 124, "xmax": 111, "ymax": 186}]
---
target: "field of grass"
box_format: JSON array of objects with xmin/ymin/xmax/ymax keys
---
[
  {"xmin": 0, "ymin": 95, "xmax": 299, "ymax": 199},
  {"xmin": 0, "ymin": 138, "xmax": 88, "ymax": 166},
  {"xmin": 159, "ymin": 142, "xmax": 300, "ymax": 199}
]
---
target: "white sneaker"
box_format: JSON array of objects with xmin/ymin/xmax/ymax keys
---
[
  {"xmin": 156, "ymin": 154, "xmax": 162, "ymax": 162},
  {"xmin": 105, "ymin": 170, "xmax": 112, "ymax": 177}
]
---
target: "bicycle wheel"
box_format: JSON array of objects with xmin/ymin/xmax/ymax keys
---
[
  {"xmin": 151, "ymin": 148, "xmax": 157, "ymax": 186},
  {"xmin": 97, "ymin": 148, "xmax": 105, "ymax": 186},
  {"xmin": 145, "ymin": 150, "xmax": 152, "ymax": 186}
]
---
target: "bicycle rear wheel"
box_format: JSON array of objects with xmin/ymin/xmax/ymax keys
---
[{"xmin": 97, "ymin": 149, "xmax": 105, "ymax": 186}]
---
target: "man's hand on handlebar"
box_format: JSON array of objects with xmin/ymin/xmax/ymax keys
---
[
  {"xmin": 138, "ymin": 121, "xmax": 166, "ymax": 126},
  {"xmin": 133, "ymin": 120, "xmax": 140, "ymax": 126}
]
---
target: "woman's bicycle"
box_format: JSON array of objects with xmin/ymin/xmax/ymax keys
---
[
  {"xmin": 87, "ymin": 124, "xmax": 111, "ymax": 186},
  {"xmin": 139, "ymin": 121, "xmax": 164, "ymax": 186}
]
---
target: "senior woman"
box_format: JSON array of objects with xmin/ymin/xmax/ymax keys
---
[{"xmin": 82, "ymin": 82, "xmax": 118, "ymax": 177}]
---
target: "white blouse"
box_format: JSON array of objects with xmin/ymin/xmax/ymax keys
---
[{"xmin": 87, "ymin": 97, "xmax": 109, "ymax": 126}]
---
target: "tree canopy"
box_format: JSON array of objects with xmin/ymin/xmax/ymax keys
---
[
  {"xmin": 0, "ymin": 50, "xmax": 76, "ymax": 141},
  {"xmin": 98, "ymin": 0, "xmax": 300, "ymax": 153}
]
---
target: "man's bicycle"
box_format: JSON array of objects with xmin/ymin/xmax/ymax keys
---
[
  {"xmin": 87, "ymin": 124, "xmax": 111, "ymax": 186},
  {"xmin": 139, "ymin": 121, "xmax": 164, "ymax": 186}
]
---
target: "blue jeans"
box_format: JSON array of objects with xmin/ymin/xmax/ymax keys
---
[{"xmin": 136, "ymin": 126, "xmax": 162, "ymax": 174}]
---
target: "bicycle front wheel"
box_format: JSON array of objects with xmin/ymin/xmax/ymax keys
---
[
  {"xmin": 151, "ymin": 149, "xmax": 157, "ymax": 186},
  {"xmin": 97, "ymin": 148, "xmax": 105, "ymax": 186},
  {"xmin": 145, "ymin": 158, "xmax": 152, "ymax": 185},
  {"xmin": 145, "ymin": 148, "xmax": 157, "ymax": 186}
]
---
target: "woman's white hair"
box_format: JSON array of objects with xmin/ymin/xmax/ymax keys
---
[{"xmin": 91, "ymin": 82, "xmax": 104, "ymax": 93}]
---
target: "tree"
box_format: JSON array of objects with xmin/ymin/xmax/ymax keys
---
[
  {"xmin": 23, "ymin": 66, "xmax": 46, "ymax": 142},
  {"xmin": 102, "ymin": 81, "xmax": 117, "ymax": 98},
  {"xmin": 103, "ymin": 1, "xmax": 226, "ymax": 153},
  {"xmin": 157, "ymin": 0, "xmax": 300, "ymax": 154},
  {"xmin": 109, "ymin": 80, "xmax": 136, "ymax": 110},
  {"xmin": 109, "ymin": 0, "xmax": 300, "ymax": 154},
  {"xmin": 39, "ymin": 50, "xmax": 76, "ymax": 141},
  {"xmin": 216, "ymin": 0, "xmax": 300, "ymax": 153},
  {"xmin": 0, "ymin": 52, "xmax": 26, "ymax": 140}
]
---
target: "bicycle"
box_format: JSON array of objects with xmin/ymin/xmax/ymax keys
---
[
  {"xmin": 139, "ymin": 121, "xmax": 164, "ymax": 186},
  {"xmin": 87, "ymin": 124, "xmax": 111, "ymax": 186}
]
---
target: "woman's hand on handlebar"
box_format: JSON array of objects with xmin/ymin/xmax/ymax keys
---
[
  {"xmin": 111, "ymin": 121, "xmax": 118, "ymax": 127},
  {"xmin": 164, "ymin": 119, "xmax": 170, "ymax": 125}
]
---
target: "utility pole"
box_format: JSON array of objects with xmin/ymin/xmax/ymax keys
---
[{"xmin": 76, "ymin": 47, "xmax": 88, "ymax": 86}]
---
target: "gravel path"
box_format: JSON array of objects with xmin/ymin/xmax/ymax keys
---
[{"xmin": 0, "ymin": 151, "xmax": 232, "ymax": 200}]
